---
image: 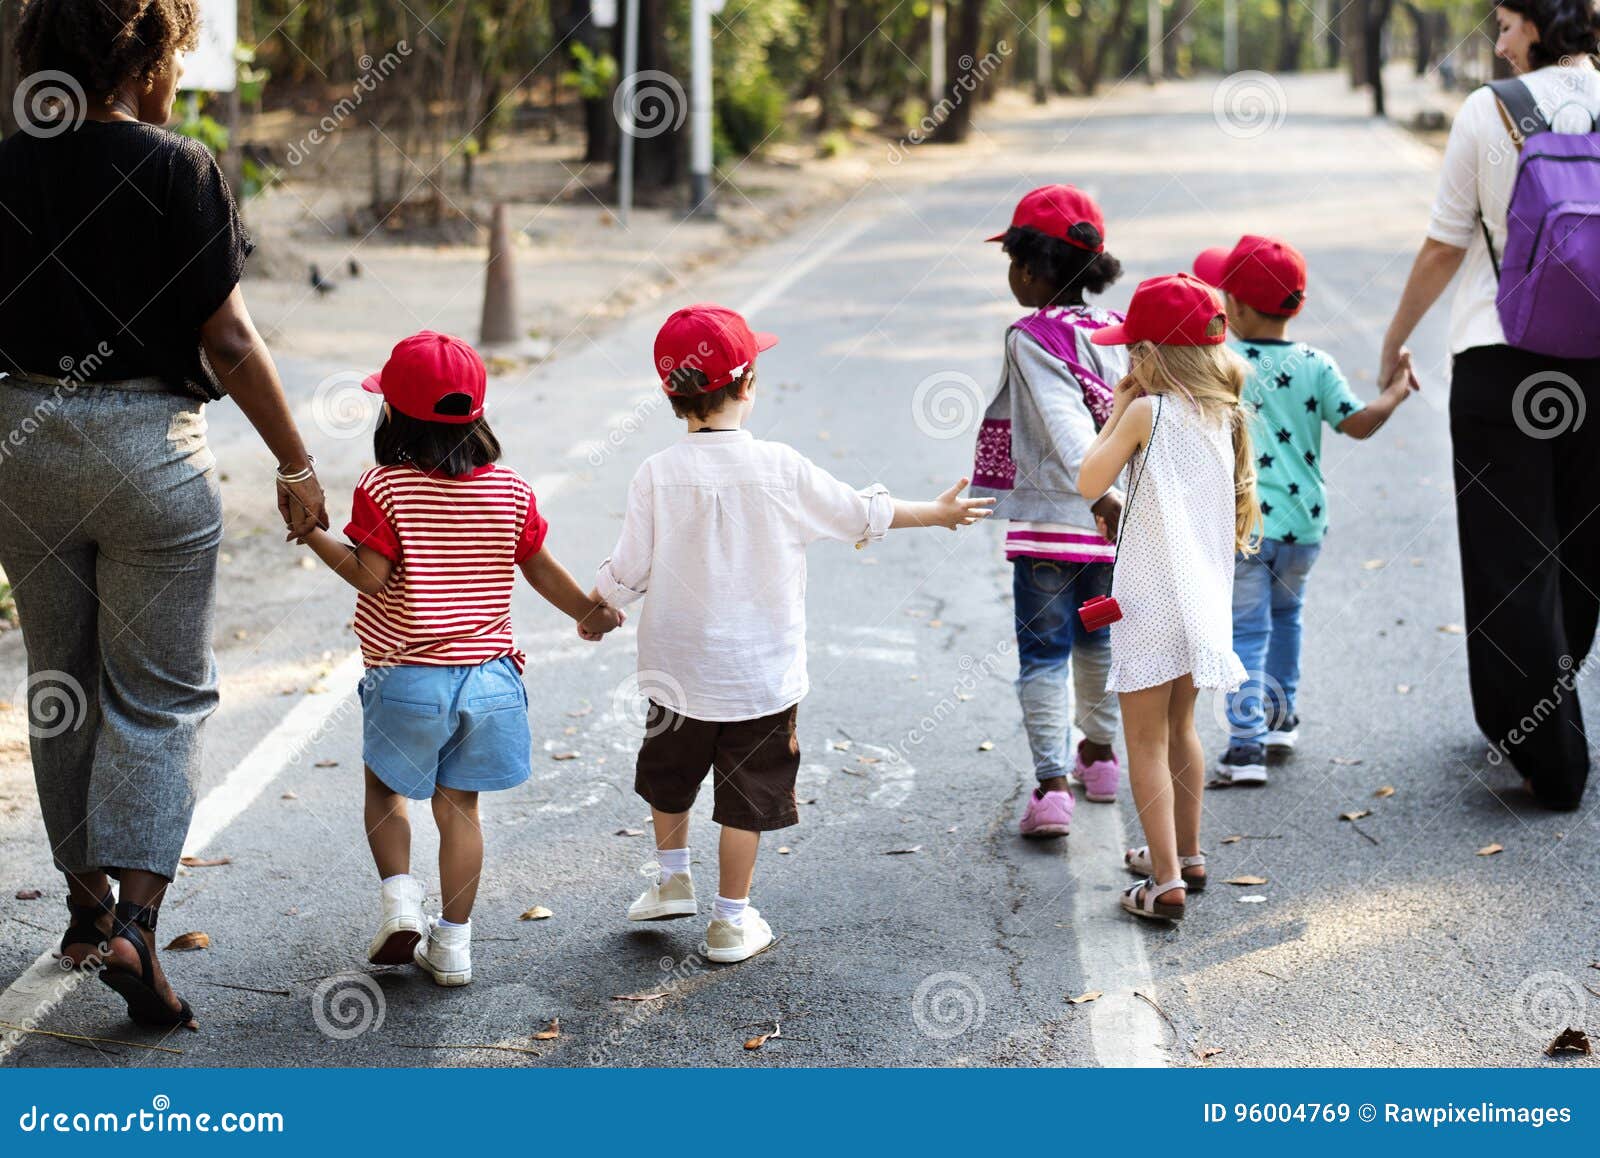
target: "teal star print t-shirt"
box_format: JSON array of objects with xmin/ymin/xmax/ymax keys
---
[{"xmin": 1233, "ymin": 336, "xmax": 1365, "ymax": 545}]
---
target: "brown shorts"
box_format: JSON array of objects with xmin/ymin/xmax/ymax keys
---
[{"xmin": 635, "ymin": 702, "xmax": 801, "ymax": 832}]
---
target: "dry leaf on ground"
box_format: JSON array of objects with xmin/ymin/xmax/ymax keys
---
[
  {"xmin": 1546, "ymin": 1028, "xmax": 1591, "ymax": 1057},
  {"xmin": 1067, "ymin": 991, "xmax": 1102, "ymax": 1004},
  {"xmin": 551, "ymin": 751, "xmax": 579, "ymax": 761},
  {"xmin": 314, "ymin": 759, "xmax": 339, "ymax": 768},
  {"xmin": 1362, "ymin": 559, "xmax": 1386, "ymax": 570},
  {"xmin": 614, "ymin": 828, "xmax": 644, "ymax": 837},
  {"xmin": 1195, "ymin": 1046, "xmax": 1224, "ymax": 1060},
  {"xmin": 1331, "ymin": 756, "xmax": 1363, "ymax": 766},
  {"xmin": 612, "ymin": 992, "xmax": 667, "ymax": 1002},
  {"xmin": 1220, "ymin": 835, "xmax": 1242, "ymax": 844},
  {"xmin": 1340, "ymin": 810, "xmax": 1371, "ymax": 822},
  {"xmin": 1374, "ymin": 786, "xmax": 1396, "ymax": 798},
  {"xmin": 179, "ymin": 856, "xmax": 231, "ymax": 868},
  {"xmin": 1395, "ymin": 684, "xmax": 1412, "ymax": 695},
  {"xmin": 1438, "ymin": 623, "xmax": 1464, "ymax": 634},
  {"xmin": 532, "ymin": 1018, "xmax": 561, "ymax": 1041},
  {"xmin": 566, "ymin": 704, "xmax": 593, "ymax": 718},
  {"xmin": 884, "ymin": 845, "xmax": 922, "ymax": 855},
  {"xmin": 14, "ymin": 888, "xmax": 42, "ymax": 900},
  {"xmin": 777, "ymin": 846, "xmax": 792, "ymax": 855},
  {"xmin": 281, "ymin": 791, "xmax": 298, "ymax": 800},
  {"xmin": 1238, "ymin": 896, "xmax": 1267, "ymax": 904},
  {"xmin": 166, "ymin": 932, "xmax": 210, "ymax": 951},
  {"xmin": 1225, "ymin": 875, "xmax": 1268, "ymax": 886},
  {"xmin": 744, "ymin": 1023, "xmax": 782, "ymax": 1051},
  {"xmin": 1476, "ymin": 843, "xmax": 1504, "ymax": 856},
  {"xmin": 977, "ymin": 741, "xmax": 994, "ymax": 752},
  {"xmin": 520, "ymin": 905, "xmax": 554, "ymax": 920}
]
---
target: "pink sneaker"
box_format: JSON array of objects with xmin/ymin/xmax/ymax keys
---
[
  {"xmin": 1019, "ymin": 787, "xmax": 1074, "ymax": 838},
  {"xmin": 1071, "ymin": 742, "xmax": 1120, "ymax": 803}
]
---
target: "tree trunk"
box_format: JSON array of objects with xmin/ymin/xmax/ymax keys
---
[
  {"xmin": 1086, "ymin": 0, "xmax": 1136, "ymax": 94},
  {"xmin": 930, "ymin": 0, "xmax": 984, "ymax": 143},
  {"xmin": 815, "ymin": 0, "xmax": 844, "ymax": 131},
  {"xmin": 1277, "ymin": 0, "xmax": 1298, "ymax": 72},
  {"xmin": 1, "ymin": 0, "xmax": 20, "ymax": 138},
  {"xmin": 612, "ymin": 0, "xmax": 682, "ymax": 194}
]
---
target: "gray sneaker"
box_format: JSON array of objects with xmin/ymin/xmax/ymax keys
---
[
  {"xmin": 1215, "ymin": 743, "xmax": 1268, "ymax": 786},
  {"xmin": 627, "ymin": 868, "xmax": 698, "ymax": 921},
  {"xmin": 705, "ymin": 907, "xmax": 774, "ymax": 964}
]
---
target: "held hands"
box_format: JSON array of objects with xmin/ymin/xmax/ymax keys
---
[
  {"xmin": 925, "ymin": 478, "xmax": 996, "ymax": 531},
  {"xmin": 1383, "ymin": 348, "xmax": 1422, "ymax": 399},
  {"xmin": 577, "ymin": 597, "xmax": 625, "ymax": 642},
  {"xmin": 277, "ymin": 469, "xmax": 329, "ymax": 542}
]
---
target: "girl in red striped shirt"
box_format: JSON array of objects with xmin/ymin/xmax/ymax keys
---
[{"xmin": 300, "ymin": 332, "xmax": 622, "ymax": 986}]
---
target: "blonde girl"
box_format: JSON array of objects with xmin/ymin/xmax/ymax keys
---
[{"xmin": 1078, "ymin": 273, "xmax": 1258, "ymax": 922}]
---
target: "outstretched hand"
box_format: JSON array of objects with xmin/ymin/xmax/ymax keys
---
[{"xmin": 925, "ymin": 477, "xmax": 995, "ymax": 531}]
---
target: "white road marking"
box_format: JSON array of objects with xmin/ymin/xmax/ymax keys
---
[
  {"xmin": 1067, "ymin": 790, "xmax": 1169, "ymax": 1067},
  {"xmin": 0, "ymin": 652, "xmax": 368, "ymax": 1062}
]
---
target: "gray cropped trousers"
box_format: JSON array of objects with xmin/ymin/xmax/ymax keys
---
[{"xmin": 0, "ymin": 375, "xmax": 222, "ymax": 879}]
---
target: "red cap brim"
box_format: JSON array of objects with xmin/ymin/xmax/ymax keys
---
[
  {"xmin": 361, "ymin": 372, "xmax": 384, "ymax": 395},
  {"xmin": 1192, "ymin": 247, "xmax": 1232, "ymax": 289},
  {"xmin": 983, "ymin": 231, "xmax": 1006, "ymax": 243},
  {"xmin": 754, "ymin": 332, "xmax": 779, "ymax": 352},
  {"xmin": 1089, "ymin": 322, "xmax": 1132, "ymax": 346}
]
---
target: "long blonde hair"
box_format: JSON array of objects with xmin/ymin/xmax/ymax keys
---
[{"xmin": 1129, "ymin": 330, "xmax": 1261, "ymax": 555}]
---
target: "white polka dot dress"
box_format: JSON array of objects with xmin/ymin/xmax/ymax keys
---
[{"xmin": 1107, "ymin": 394, "xmax": 1247, "ymax": 693}]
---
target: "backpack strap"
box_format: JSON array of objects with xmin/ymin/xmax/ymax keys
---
[{"xmin": 1478, "ymin": 79, "xmax": 1547, "ymax": 279}]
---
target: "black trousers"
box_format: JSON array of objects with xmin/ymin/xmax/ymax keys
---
[{"xmin": 1450, "ymin": 345, "xmax": 1600, "ymax": 809}]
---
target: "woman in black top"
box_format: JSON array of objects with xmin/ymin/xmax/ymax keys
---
[{"xmin": 0, "ymin": 0, "xmax": 327, "ymax": 1030}]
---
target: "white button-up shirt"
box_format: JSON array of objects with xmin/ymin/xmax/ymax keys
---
[{"xmin": 597, "ymin": 430, "xmax": 893, "ymax": 721}]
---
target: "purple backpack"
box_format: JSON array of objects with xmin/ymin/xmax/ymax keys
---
[{"xmin": 1482, "ymin": 78, "xmax": 1600, "ymax": 359}]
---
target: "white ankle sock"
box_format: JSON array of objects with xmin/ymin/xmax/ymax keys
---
[
  {"xmin": 658, "ymin": 847, "xmax": 691, "ymax": 880},
  {"xmin": 713, "ymin": 895, "xmax": 748, "ymax": 925}
]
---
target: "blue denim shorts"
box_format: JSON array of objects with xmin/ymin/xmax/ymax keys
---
[{"xmin": 359, "ymin": 658, "xmax": 532, "ymax": 799}]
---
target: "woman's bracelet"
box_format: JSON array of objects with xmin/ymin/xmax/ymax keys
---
[{"xmin": 276, "ymin": 455, "xmax": 317, "ymax": 484}]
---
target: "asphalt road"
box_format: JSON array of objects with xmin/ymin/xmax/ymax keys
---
[{"xmin": 1, "ymin": 73, "xmax": 1596, "ymax": 1069}]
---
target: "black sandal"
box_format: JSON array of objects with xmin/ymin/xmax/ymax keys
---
[
  {"xmin": 97, "ymin": 901, "xmax": 197, "ymax": 1030},
  {"xmin": 59, "ymin": 890, "xmax": 115, "ymax": 962}
]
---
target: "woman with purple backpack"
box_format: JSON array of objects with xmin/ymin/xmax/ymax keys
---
[
  {"xmin": 1380, "ymin": 0, "xmax": 1600, "ymax": 811},
  {"xmin": 972, "ymin": 186, "xmax": 1128, "ymax": 838}
]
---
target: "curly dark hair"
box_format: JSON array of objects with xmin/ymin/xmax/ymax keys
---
[
  {"xmin": 1496, "ymin": 0, "xmax": 1600, "ymax": 68},
  {"xmin": 1001, "ymin": 225, "xmax": 1123, "ymax": 305},
  {"xmin": 17, "ymin": 0, "xmax": 201, "ymax": 104}
]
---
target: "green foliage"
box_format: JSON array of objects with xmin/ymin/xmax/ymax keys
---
[
  {"xmin": 817, "ymin": 129, "xmax": 851, "ymax": 158},
  {"xmin": 174, "ymin": 110, "xmax": 230, "ymax": 156},
  {"xmin": 563, "ymin": 42, "xmax": 618, "ymax": 101},
  {"xmin": 715, "ymin": 68, "xmax": 787, "ymax": 158},
  {"xmin": 235, "ymin": 42, "xmax": 270, "ymax": 107}
]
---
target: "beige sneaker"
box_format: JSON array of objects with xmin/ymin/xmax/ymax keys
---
[
  {"xmin": 413, "ymin": 917, "xmax": 472, "ymax": 986},
  {"xmin": 627, "ymin": 867, "xmax": 698, "ymax": 921},
  {"xmin": 705, "ymin": 907, "xmax": 774, "ymax": 964}
]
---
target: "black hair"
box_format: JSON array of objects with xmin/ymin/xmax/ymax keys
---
[
  {"xmin": 664, "ymin": 366, "xmax": 750, "ymax": 422},
  {"xmin": 1496, "ymin": 0, "xmax": 1600, "ymax": 67},
  {"xmin": 374, "ymin": 407, "xmax": 502, "ymax": 476},
  {"xmin": 1001, "ymin": 225, "xmax": 1123, "ymax": 304}
]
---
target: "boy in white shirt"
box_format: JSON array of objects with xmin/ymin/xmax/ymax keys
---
[{"xmin": 593, "ymin": 303, "xmax": 992, "ymax": 961}]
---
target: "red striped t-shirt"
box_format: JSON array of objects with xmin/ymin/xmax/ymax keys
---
[{"xmin": 344, "ymin": 463, "xmax": 547, "ymax": 670}]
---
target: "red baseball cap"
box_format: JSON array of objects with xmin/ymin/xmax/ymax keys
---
[
  {"xmin": 1090, "ymin": 273, "xmax": 1227, "ymax": 347},
  {"xmin": 654, "ymin": 304, "xmax": 778, "ymax": 396},
  {"xmin": 986, "ymin": 185, "xmax": 1106, "ymax": 252},
  {"xmin": 1192, "ymin": 235, "xmax": 1307, "ymax": 317},
  {"xmin": 362, "ymin": 331, "xmax": 487, "ymax": 424}
]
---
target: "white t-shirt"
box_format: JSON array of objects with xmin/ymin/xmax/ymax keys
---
[
  {"xmin": 1427, "ymin": 60, "xmax": 1600, "ymax": 354},
  {"xmin": 596, "ymin": 430, "xmax": 892, "ymax": 721}
]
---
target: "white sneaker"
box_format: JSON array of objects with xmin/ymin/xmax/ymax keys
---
[
  {"xmin": 704, "ymin": 907, "xmax": 774, "ymax": 964},
  {"xmin": 413, "ymin": 917, "xmax": 472, "ymax": 986},
  {"xmin": 627, "ymin": 866, "xmax": 698, "ymax": 921},
  {"xmin": 367, "ymin": 874, "xmax": 426, "ymax": 965},
  {"xmin": 1264, "ymin": 714, "xmax": 1300, "ymax": 751}
]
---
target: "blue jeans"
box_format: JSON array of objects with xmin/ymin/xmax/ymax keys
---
[
  {"xmin": 1225, "ymin": 537, "xmax": 1322, "ymax": 745},
  {"xmin": 1013, "ymin": 557, "xmax": 1118, "ymax": 783}
]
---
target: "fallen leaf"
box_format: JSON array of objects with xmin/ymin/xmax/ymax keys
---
[
  {"xmin": 566, "ymin": 704, "xmax": 593, "ymax": 718},
  {"xmin": 1476, "ymin": 843, "xmax": 1504, "ymax": 856},
  {"xmin": 884, "ymin": 845, "xmax": 922, "ymax": 855},
  {"xmin": 614, "ymin": 828, "xmax": 644, "ymax": 837},
  {"xmin": 1238, "ymin": 896, "xmax": 1268, "ymax": 904},
  {"xmin": 744, "ymin": 1023, "xmax": 782, "ymax": 1051},
  {"xmin": 1546, "ymin": 1027, "xmax": 1591, "ymax": 1057},
  {"xmin": 905, "ymin": 609, "xmax": 926, "ymax": 618},
  {"xmin": 166, "ymin": 931, "xmax": 210, "ymax": 951},
  {"xmin": 519, "ymin": 905, "xmax": 554, "ymax": 920},
  {"xmin": 1225, "ymin": 875, "xmax": 1268, "ymax": 886},
  {"xmin": 281, "ymin": 791, "xmax": 298, "ymax": 800},
  {"xmin": 956, "ymin": 692, "xmax": 972, "ymax": 701},
  {"xmin": 777, "ymin": 846, "xmax": 792, "ymax": 855},
  {"xmin": 839, "ymin": 765, "xmax": 867, "ymax": 777},
  {"xmin": 1395, "ymin": 684, "xmax": 1412, "ymax": 695},
  {"xmin": 532, "ymin": 1017, "xmax": 561, "ymax": 1041},
  {"xmin": 179, "ymin": 856, "xmax": 232, "ymax": 868},
  {"xmin": 1340, "ymin": 810, "xmax": 1371, "ymax": 822},
  {"xmin": 1362, "ymin": 558, "xmax": 1386, "ymax": 570},
  {"xmin": 797, "ymin": 797, "xmax": 817, "ymax": 805},
  {"xmin": 927, "ymin": 619, "xmax": 944, "ymax": 628},
  {"xmin": 1374, "ymin": 785, "xmax": 1396, "ymax": 798},
  {"xmin": 551, "ymin": 751, "xmax": 579, "ymax": 761},
  {"xmin": 830, "ymin": 739, "xmax": 851, "ymax": 751},
  {"xmin": 1220, "ymin": 835, "xmax": 1242, "ymax": 844},
  {"xmin": 1437, "ymin": 623, "xmax": 1464, "ymax": 634},
  {"xmin": 611, "ymin": 992, "xmax": 667, "ymax": 1002},
  {"xmin": 313, "ymin": 758, "xmax": 339, "ymax": 768},
  {"xmin": 232, "ymin": 629, "xmax": 249, "ymax": 641},
  {"xmin": 297, "ymin": 556, "xmax": 316, "ymax": 570},
  {"xmin": 1067, "ymin": 990, "xmax": 1102, "ymax": 1004},
  {"xmin": 1195, "ymin": 1045, "xmax": 1224, "ymax": 1059},
  {"xmin": 14, "ymin": 888, "xmax": 42, "ymax": 900},
  {"xmin": 1331, "ymin": 756, "xmax": 1363, "ymax": 766},
  {"xmin": 946, "ymin": 825, "xmax": 959, "ymax": 833},
  {"xmin": 977, "ymin": 741, "xmax": 994, "ymax": 752}
]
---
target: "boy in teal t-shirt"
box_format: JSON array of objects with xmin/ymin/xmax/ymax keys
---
[{"xmin": 1193, "ymin": 236, "xmax": 1417, "ymax": 785}]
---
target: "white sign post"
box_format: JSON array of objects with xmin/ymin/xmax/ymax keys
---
[{"xmin": 179, "ymin": 0, "xmax": 238, "ymax": 92}]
